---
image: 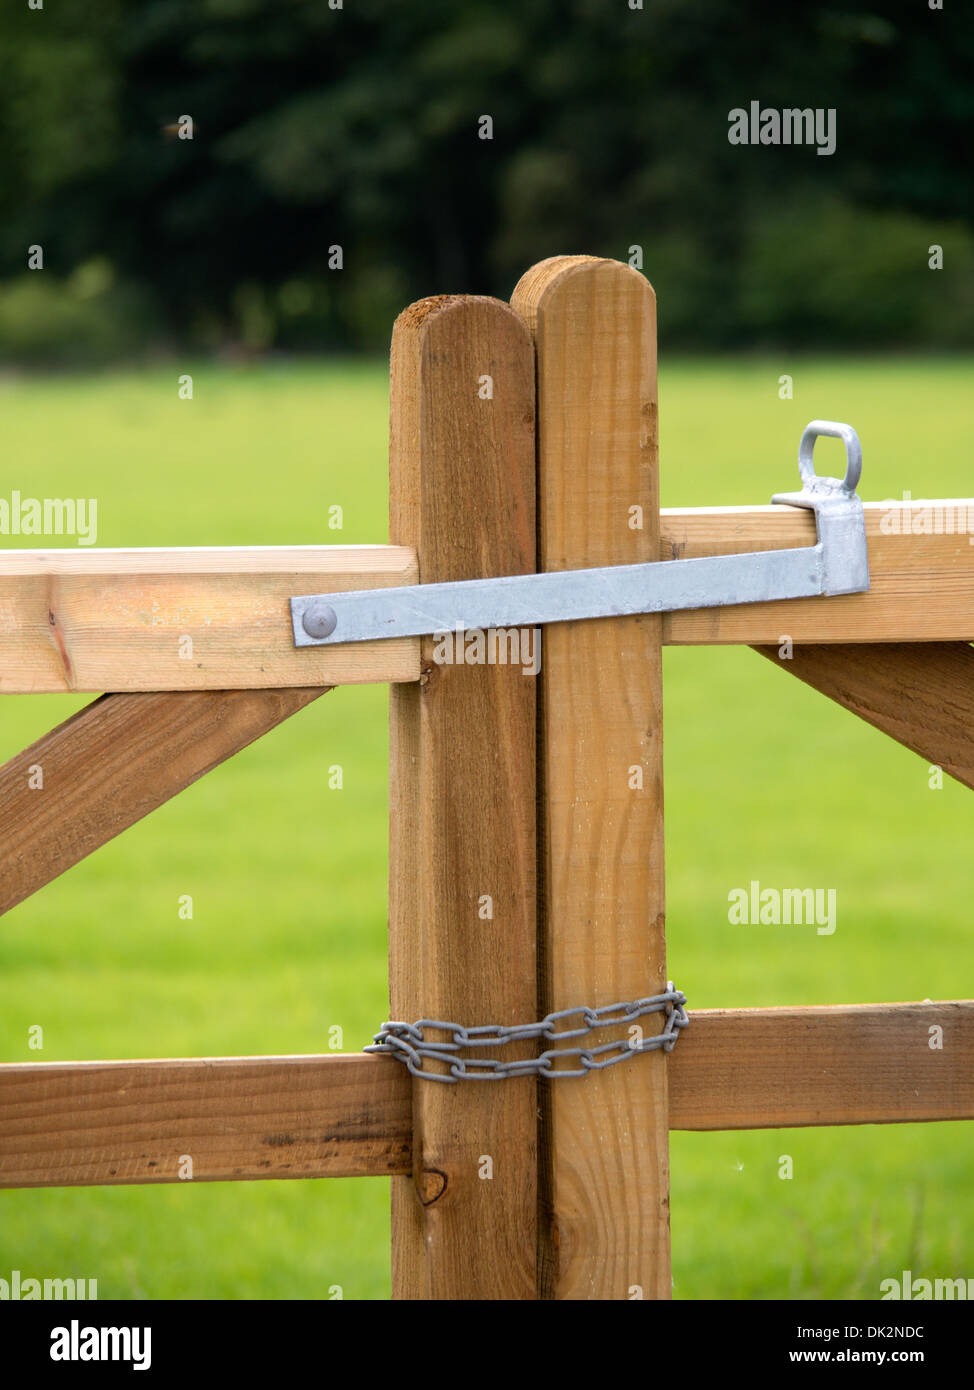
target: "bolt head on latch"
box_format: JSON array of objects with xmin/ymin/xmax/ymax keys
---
[{"xmin": 301, "ymin": 601, "xmax": 338, "ymax": 640}]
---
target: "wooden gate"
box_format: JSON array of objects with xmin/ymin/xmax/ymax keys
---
[{"xmin": 2, "ymin": 255, "xmax": 973, "ymax": 1300}]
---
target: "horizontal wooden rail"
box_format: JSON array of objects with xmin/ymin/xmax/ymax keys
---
[
  {"xmin": 0, "ymin": 545, "xmax": 419, "ymax": 691},
  {"xmin": 0, "ymin": 504, "xmax": 972, "ymax": 690},
  {"xmin": 661, "ymin": 501, "xmax": 974, "ymax": 644},
  {"xmin": 0, "ymin": 505, "xmax": 972, "ymax": 690},
  {"xmin": 1, "ymin": 1002, "xmax": 970, "ymax": 1189},
  {"xmin": 0, "ymin": 1054, "xmax": 411, "ymax": 1188},
  {"xmin": 668, "ymin": 1001, "xmax": 974, "ymax": 1130}
]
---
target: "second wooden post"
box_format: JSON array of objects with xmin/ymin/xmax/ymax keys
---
[{"xmin": 513, "ymin": 256, "xmax": 670, "ymax": 1300}]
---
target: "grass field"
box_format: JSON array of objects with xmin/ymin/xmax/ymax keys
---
[{"xmin": 1, "ymin": 353, "xmax": 972, "ymax": 1299}]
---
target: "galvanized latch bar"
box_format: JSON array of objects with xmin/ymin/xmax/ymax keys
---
[{"xmin": 290, "ymin": 420, "xmax": 869, "ymax": 646}]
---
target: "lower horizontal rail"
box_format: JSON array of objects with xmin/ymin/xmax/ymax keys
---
[
  {"xmin": 0, "ymin": 1053, "xmax": 411, "ymax": 1189},
  {"xmin": 0, "ymin": 1001, "xmax": 970, "ymax": 1189},
  {"xmin": 668, "ymin": 1000, "xmax": 974, "ymax": 1130}
]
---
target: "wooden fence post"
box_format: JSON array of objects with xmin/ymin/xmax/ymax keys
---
[
  {"xmin": 388, "ymin": 295, "xmax": 538, "ymax": 1298},
  {"xmin": 512, "ymin": 256, "xmax": 669, "ymax": 1300}
]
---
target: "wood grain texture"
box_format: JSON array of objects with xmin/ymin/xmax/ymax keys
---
[
  {"xmin": 0, "ymin": 687, "xmax": 327, "ymax": 916},
  {"xmin": 388, "ymin": 295, "xmax": 538, "ymax": 1299},
  {"xmin": 0, "ymin": 1054, "xmax": 410, "ymax": 1188},
  {"xmin": 669, "ymin": 1002, "xmax": 974, "ymax": 1129},
  {"xmin": 4, "ymin": 505, "xmax": 973, "ymax": 691},
  {"xmin": 0, "ymin": 545, "xmax": 418, "ymax": 690},
  {"xmin": 3, "ymin": 1001, "xmax": 969, "ymax": 1190},
  {"xmin": 660, "ymin": 503, "xmax": 974, "ymax": 643},
  {"xmin": 513, "ymin": 256, "xmax": 669, "ymax": 1301},
  {"xmin": 752, "ymin": 641, "xmax": 974, "ymax": 788}
]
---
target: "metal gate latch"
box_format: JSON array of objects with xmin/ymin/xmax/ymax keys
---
[{"xmin": 290, "ymin": 420, "xmax": 869, "ymax": 646}]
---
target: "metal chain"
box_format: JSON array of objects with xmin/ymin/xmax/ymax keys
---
[{"xmin": 365, "ymin": 984, "xmax": 688, "ymax": 1083}]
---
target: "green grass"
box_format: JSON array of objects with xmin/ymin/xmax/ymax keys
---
[{"xmin": 1, "ymin": 355, "xmax": 972, "ymax": 1299}]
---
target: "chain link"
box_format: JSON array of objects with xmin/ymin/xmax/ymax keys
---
[{"xmin": 365, "ymin": 984, "xmax": 688, "ymax": 1082}]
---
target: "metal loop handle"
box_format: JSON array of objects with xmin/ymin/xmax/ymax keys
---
[{"xmin": 798, "ymin": 420, "xmax": 862, "ymax": 494}]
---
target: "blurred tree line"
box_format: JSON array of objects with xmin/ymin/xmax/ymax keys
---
[{"xmin": 0, "ymin": 0, "xmax": 971, "ymax": 363}]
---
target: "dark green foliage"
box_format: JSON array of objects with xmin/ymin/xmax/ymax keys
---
[{"xmin": 0, "ymin": 0, "xmax": 970, "ymax": 357}]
